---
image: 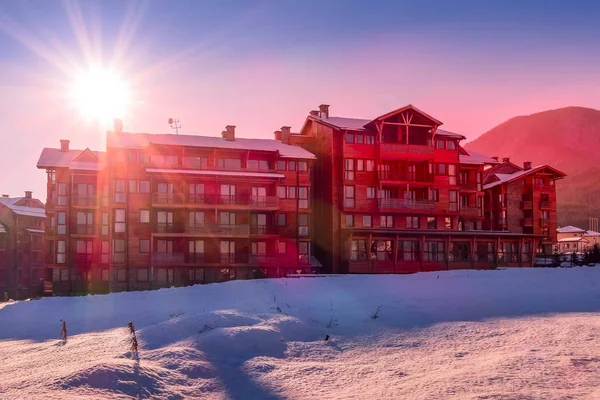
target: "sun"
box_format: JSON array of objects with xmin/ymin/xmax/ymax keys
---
[{"xmin": 70, "ymin": 67, "xmax": 131, "ymax": 125}]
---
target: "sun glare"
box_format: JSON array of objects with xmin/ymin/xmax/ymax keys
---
[{"xmin": 70, "ymin": 67, "xmax": 131, "ymax": 125}]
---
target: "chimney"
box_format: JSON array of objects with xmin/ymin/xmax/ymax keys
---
[
  {"xmin": 60, "ymin": 140, "xmax": 70, "ymax": 152},
  {"xmin": 113, "ymin": 118, "xmax": 123, "ymax": 134},
  {"xmin": 221, "ymin": 125, "xmax": 236, "ymax": 141},
  {"xmin": 502, "ymin": 157, "xmax": 510, "ymax": 163},
  {"xmin": 280, "ymin": 126, "xmax": 291, "ymax": 144},
  {"xmin": 273, "ymin": 130, "xmax": 282, "ymax": 141},
  {"xmin": 25, "ymin": 191, "xmax": 32, "ymax": 199},
  {"xmin": 523, "ymin": 161, "xmax": 532, "ymax": 171},
  {"xmin": 491, "ymin": 156, "xmax": 499, "ymax": 162},
  {"xmin": 319, "ymin": 104, "xmax": 330, "ymax": 119},
  {"xmin": 309, "ymin": 110, "xmax": 319, "ymax": 117},
  {"xmin": 1, "ymin": 194, "xmax": 8, "ymax": 198}
]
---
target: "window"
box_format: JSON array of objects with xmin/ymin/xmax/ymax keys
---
[
  {"xmin": 139, "ymin": 180, "xmax": 150, "ymax": 194},
  {"xmin": 57, "ymin": 240, "xmax": 66, "ymax": 264},
  {"xmin": 288, "ymin": 161, "xmax": 296, "ymax": 171},
  {"xmin": 449, "ymin": 191, "xmax": 458, "ymax": 212},
  {"xmin": 252, "ymin": 241, "xmax": 267, "ymax": 255},
  {"xmin": 114, "ymin": 209, "xmax": 126, "ymax": 233},
  {"xmin": 363, "ymin": 215, "xmax": 372, "ymax": 227},
  {"xmin": 140, "ymin": 210, "xmax": 150, "ymax": 223},
  {"xmin": 429, "ymin": 188, "xmax": 439, "ymax": 202},
  {"xmin": 101, "ymin": 241, "xmax": 109, "ymax": 264},
  {"xmin": 57, "ymin": 183, "xmax": 67, "ymax": 206},
  {"xmin": 450, "ymin": 242, "xmax": 470, "ymax": 262},
  {"xmin": 277, "ymin": 160, "xmax": 286, "ymax": 170},
  {"xmin": 101, "ymin": 269, "xmax": 109, "ymax": 282},
  {"xmin": 299, "ymin": 161, "xmax": 308, "ymax": 171},
  {"xmin": 345, "ymin": 214, "xmax": 354, "ymax": 227},
  {"xmin": 366, "ymin": 160, "xmax": 375, "ymax": 172},
  {"xmin": 217, "ymin": 158, "xmax": 241, "ymax": 169},
  {"xmin": 76, "ymin": 211, "xmax": 93, "ymax": 234},
  {"xmin": 344, "ymin": 186, "xmax": 355, "ymax": 208},
  {"xmin": 448, "ymin": 164, "xmax": 457, "ymax": 185},
  {"xmin": 183, "ymin": 156, "xmax": 208, "ymax": 169},
  {"xmin": 128, "ymin": 180, "xmax": 137, "ymax": 193},
  {"xmin": 399, "ymin": 240, "xmax": 420, "ymax": 261},
  {"xmin": 521, "ymin": 242, "xmax": 530, "ymax": 263},
  {"xmin": 189, "ymin": 240, "xmax": 204, "ymax": 263},
  {"xmin": 114, "ymin": 179, "xmax": 126, "ymax": 203},
  {"xmin": 380, "ymin": 215, "xmax": 393, "ymax": 228},
  {"xmin": 299, "ymin": 214, "xmax": 309, "ymax": 236},
  {"xmin": 102, "ymin": 184, "xmax": 109, "ymax": 207},
  {"xmin": 189, "ymin": 211, "xmax": 204, "ymax": 227},
  {"xmin": 345, "ymin": 133, "xmax": 354, "ymax": 144},
  {"xmin": 278, "ymin": 241, "xmax": 287, "ymax": 254},
  {"xmin": 299, "ymin": 242, "xmax": 309, "ymax": 264},
  {"xmin": 248, "ymin": 159, "xmax": 270, "ymax": 171},
  {"xmin": 278, "ymin": 186, "xmax": 287, "ymax": 199},
  {"xmin": 351, "ymin": 239, "xmax": 368, "ymax": 261},
  {"xmin": 424, "ymin": 241, "xmax": 445, "ymax": 262},
  {"xmin": 114, "ymin": 239, "xmax": 126, "ymax": 263},
  {"xmin": 356, "ymin": 133, "xmax": 364, "ymax": 144},
  {"xmin": 427, "ymin": 217, "xmax": 437, "ymax": 229},
  {"xmin": 60, "ymin": 269, "xmax": 69, "ymax": 281},
  {"xmin": 444, "ymin": 217, "xmax": 452, "ymax": 230},
  {"xmin": 447, "ymin": 140, "xmax": 456, "ymax": 150},
  {"xmin": 139, "ymin": 239, "xmax": 150, "ymax": 253},
  {"xmin": 137, "ymin": 268, "xmax": 149, "ymax": 282},
  {"xmin": 435, "ymin": 163, "xmax": 446, "ymax": 175},
  {"xmin": 219, "ymin": 212, "xmax": 236, "ymax": 226},
  {"xmin": 437, "ymin": 139, "xmax": 446, "ymax": 149},
  {"xmin": 477, "ymin": 242, "xmax": 495, "ymax": 262},
  {"xmin": 366, "ymin": 135, "xmax": 375, "ymax": 145},
  {"xmin": 355, "ymin": 159, "xmax": 364, "ymax": 172},
  {"xmin": 344, "ymin": 159, "xmax": 355, "ymax": 180},
  {"xmin": 367, "ymin": 187, "xmax": 376, "ymax": 199},
  {"xmin": 116, "ymin": 268, "xmax": 126, "ymax": 282},
  {"xmin": 299, "ymin": 187, "xmax": 309, "ymax": 209},
  {"xmin": 277, "ymin": 213, "xmax": 287, "ymax": 226},
  {"xmin": 500, "ymin": 242, "xmax": 518, "ymax": 263},
  {"xmin": 372, "ymin": 240, "xmax": 392, "ymax": 261},
  {"xmin": 57, "ymin": 211, "xmax": 66, "ymax": 235},
  {"xmin": 406, "ymin": 216, "xmax": 419, "ymax": 229}
]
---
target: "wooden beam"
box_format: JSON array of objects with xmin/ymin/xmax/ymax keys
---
[{"xmin": 382, "ymin": 122, "xmax": 435, "ymax": 128}]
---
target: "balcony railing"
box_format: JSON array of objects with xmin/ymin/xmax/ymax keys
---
[
  {"xmin": 378, "ymin": 171, "xmax": 434, "ymax": 183},
  {"xmin": 72, "ymin": 195, "xmax": 97, "ymax": 207},
  {"xmin": 380, "ymin": 143, "xmax": 434, "ymax": 156},
  {"xmin": 521, "ymin": 217, "xmax": 534, "ymax": 226},
  {"xmin": 521, "ymin": 200, "xmax": 533, "ymax": 209},
  {"xmin": 540, "ymin": 218, "xmax": 551, "ymax": 226},
  {"xmin": 74, "ymin": 224, "xmax": 94, "ymax": 235},
  {"xmin": 250, "ymin": 225, "xmax": 278, "ymax": 235},
  {"xmin": 459, "ymin": 181, "xmax": 481, "ymax": 191},
  {"xmin": 187, "ymin": 253, "xmax": 205, "ymax": 263},
  {"xmin": 219, "ymin": 254, "xmax": 248, "ymax": 264},
  {"xmin": 249, "ymin": 254, "xmax": 278, "ymax": 265},
  {"xmin": 378, "ymin": 198, "xmax": 435, "ymax": 210},
  {"xmin": 213, "ymin": 224, "xmax": 250, "ymax": 235},
  {"xmin": 74, "ymin": 254, "xmax": 94, "ymax": 264},
  {"xmin": 152, "ymin": 252, "xmax": 184, "ymax": 263},
  {"xmin": 153, "ymin": 193, "xmax": 279, "ymax": 207},
  {"xmin": 539, "ymin": 201, "xmax": 552, "ymax": 209},
  {"xmin": 157, "ymin": 223, "xmax": 177, "ymax": 233},
  {"xmin": 184, "ymin": 224, "xmax": 208, "ymax": 234},
  {"xmin": 459, "ymin": 206, "xmax": 482, "ymax": 217},
  {"xmin": 534, "ymin": 183, "xmax": 555, "ymax": 191}
]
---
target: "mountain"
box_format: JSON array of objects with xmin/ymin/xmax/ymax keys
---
[{"xmin": 465, "ymin": 106, "xmax": 600, "ymax": 229}]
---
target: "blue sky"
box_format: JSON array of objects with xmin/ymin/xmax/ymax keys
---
[{"xmin": 1, "ymin": 0, "xmax": 599, "ymax": 197}]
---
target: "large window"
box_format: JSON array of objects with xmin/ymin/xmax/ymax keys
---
[
  {"xmin": 380, "ymin": 215, "xmax": 394, "ymax": 228},
  {"xmin": 183, "ymin": 156, "xmax": 208, "ymax": 169},
  {"xmin": 140, "ymin": 210, "xmax": 150, "ymax": 223},
  {"xmin": 189, "ymin": 240, "xmax": 204, "ymax": 263},
  {"xmin": 299, "ymin": 242, "xmax": 310, "ymax": 264},
  {"xmin": 277, "ymin": 213, "xmax": 286, "ymax": 226},
  {"xmin": 113, "ymin": 239, "xmax": 126, "ymax": 263},
  {"xmin": 344, "ymin": 159, "xmax": 355, "ymax": 180},
  {"xmin": 372, "ymin": 240, "xmax": 393, "ymax": 261},
  {"xmin": 139, "ymin": 239, "xmax": 150, "ymax": 253},
  {"xmin": 299, "ymin": 214, "xmax": 309, "ymax": 236},
  {"xmin": 522, "ymin": 242, "xmax": 531, "ymax": 263},
  {"xmin": 398, "ymin": 240, "xmax": 420, "ymax": 262},
  {"xmin": 57, "ymin": 183, "xmax": 67, "ymax": 206},
  {"xmin": 248, "ymin": 159, "xmax": 270, "ymax": 171},
  {"xmin": 299, "ymin": 187, "xmax": 309, "ymax": 209},
  {"xmin": 363, "ymin": 215, "xmax": 372, "ymax": 227},
  {"xmin": 101, "ymin": 241, "xmax": 109, "ymax": 264},
  {"xmin": 101, "ymin": 212, "xmax": 109, "ymax": 236},
  {"xmin": 57, "ymin": 240, "xmax": 66, "ymax": 264},
  {"xmin": 76, "ymin": 211, "xmax": 93, "ymax": 234},
  {"xmin": 367, "ymin": 186, "xmax": 376, "ymax": 199},
  {"xmin": 424, "ymin": 241, "xmax": 445, "ymax": 262},
  {"xmin": 427, "ymin": 217, "xmax": 437, "ymax": 229},
  {"xmin": 448, "ymin": 164, "xmax": 457, "ymax": 185},
  {"xmin": 476, "ymin": 242, "xmax": 495, "ymax": 262},
  {"xmin": 499, "ymin": 242, "xmax": 518, "ymax": 263},
  {"xmin": 114, "ymin": 209, "xmax": 126, "ymax": 233},
  {"xmin": 57, "ymin": 211, "xmax": 66, "ymax": 235},
  {"xmin": 217, "ymin": 158, "xmax": 242, "ymax": 169},
  {"xmin": 114, "ymin": 179, "xmax": 126, "ymax": 203},
  {"xmin": 351, "ymin": 239, "xmax": 368, "ymax": 261},
  {"xmin": 344, "ymin": 186, "xmax": 355, "ymax": 208},
  {"xmin": 345, "ymin": 214, "xmax": 354, "ymax": 227},
  {"xmin": 449, "ymin": 242, "xmax": 470, "ymax": 262}
]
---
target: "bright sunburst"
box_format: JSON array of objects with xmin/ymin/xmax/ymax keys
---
[{"xmin": 70, "ymin": 67, "xmax": 131, "ymax": 125}]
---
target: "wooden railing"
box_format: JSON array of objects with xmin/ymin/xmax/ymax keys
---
[
  {"xmin": 521, "ymin": 218, "xmax": 533, "ymax": 226},
  {"xmin": 534, "ymin": 183, "xmax": 555, "ymax": 191},
  {"xmin": 380, "ymin": 143, "xmax": 434, "ymax": 156},
  {"xmin": 539, "ymin": 201, "xmax": 552, "ymax": 209},
  {"xmin": 378, "ymin": 198, "xmax": 435, "ymax": 210},
  {"xmin": 540, "ymin": 218, "xmax": 551, "ymax": 226},
  {"xmin": 459, "ymin": 206, "xmax": 482, "ymax": 217},
  {"xmin": 521, "ymin": 200, "xmax": 533, "ymax": 209},
  {"xmin": 153, "ymin": 193, "xmax": 278, "ymax": 207},
  {"xmin": 378, "ymin": 171, "xmax": 434, "ymax": 183},
  {"xmin": 152, "ymin": 252, "xmax": 184, "ymax": 263},
  {"xmin": 459, "ymin": 181, "xmax": 481, "ymax": 191},
  {"xmin": 72, "ymin": 194, "xmax": 97, "ymax": 207}
]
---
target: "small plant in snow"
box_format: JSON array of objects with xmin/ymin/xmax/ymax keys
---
[
  {"xmin": 276, "ymin": 306, "xmax": 282, "ymax": 313},
  {"xmin": 326, "ymin": 317, "xmax": 338, "ymax": 328},
  {"xmin": 128, "ymin": 322, "xmax": 138, "ymax": 355},
  {"xmin": 370, "ymin": 305, "xmax": 383, "ymax": 320},
  {"xmin": 169, "ymin": 310, "xmax": 185, "ymax": 319},
  {"xmin": 59, "ymin": 319, "xmax": 67, "ymax": 342}
]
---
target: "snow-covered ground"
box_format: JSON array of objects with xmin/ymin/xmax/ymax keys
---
[{"xmin": 2, "ymin": 268, "xmax": 600, "ymax": 399}]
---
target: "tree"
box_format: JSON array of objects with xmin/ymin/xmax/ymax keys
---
[
  {"xmin": 570, "ymin": 251, "xmax": 579, "ymax": 267},
  {"xmin": 592, "ymin": 243, "xmax": 600, "ymax": 264},
  {"xmin": 583, "ymin": 249, "xmax": 593, "ymax": 266},
  {"xmin": 551, "ymin": 249, "xmax": 561, "ymax": 267}
]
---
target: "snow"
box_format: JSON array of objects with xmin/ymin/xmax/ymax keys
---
[
  {"xmin": 0, "ymin": 196, "xmax": 45, "ymax": 217},
  {"xmin": 459, "ymin": 149, "xmax": 499, "ymax": 165},
  {"xmin": 585, "ymin": 230, "xmax": 600, "ymax": 237},
  {"xmin": 145, "ymin": 169, "xmax": 285, "ymax": 179},
  {"xmin": 558, "ymin": 237, "xmax": 588, "ymax": 243},
  {"xmin": 435, "ymin": 129, "xmax": 466, "ymax": 139},
  {"xmin": 313, "ymin": 116, "xmax": 371, "ymax": 130},
  {"xmin": 558, "ymin": 225, "xmax": 587, "ymax": 234},
  {"xmin": 37, "ymin": 148, "xmax": 105, "ymax": 170},
  {"xmin": 2, "ymin": 268, "xmax": 600, "ymax": 399},
  {"xmin": 0, "ymin": 223, "xmax": 5, "ymax": 233}
]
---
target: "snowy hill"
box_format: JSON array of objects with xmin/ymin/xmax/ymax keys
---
[{"xmin": 2, "ymin": 269, "xmax": 600, "ymax": 399}]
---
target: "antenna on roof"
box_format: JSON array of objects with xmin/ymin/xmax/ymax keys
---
[{"xmin": 168, "ymin": 117, "xmax": 181, "ymax": 135}]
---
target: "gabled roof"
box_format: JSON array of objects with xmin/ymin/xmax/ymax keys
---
[
  {"xmin": 37, "ymin": 148, "xmax": 106, "ymax": 170},
  {"xmin": 309, "ymin": 116, "xmax": 371, "ymax": 131},
  {"xmin": 107, "ymin": 132, "xmax": 316, "ymax": 160},
  {"xmin": 483, "ymin": 164, "xmax": 566, "ymax": 190},
  {"xmin": 370, "ymin": 104, "xmax": 443, "ymax": 126},
  {"xmin": 557, "ymin": 225, "xmax": 586, "ymax": 234},
  {"xmin": 584, "ymin": 230, "xmax": 600, "ymax": 237},
  {"xmin": 0, "ymin": 197, "xmax": 45, "ymax": 218},
  {"xmin": 435, "ymin": 129, "xmax": 466, "ymax": 140},
  {"xmin": 459, "ymin": 148, "xmax": 499, "ymax": 165}
]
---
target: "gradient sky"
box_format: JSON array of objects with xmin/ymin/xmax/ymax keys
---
[{"xmin": 1, "ymin": 0, "xmax": 600, "ymax": 199}]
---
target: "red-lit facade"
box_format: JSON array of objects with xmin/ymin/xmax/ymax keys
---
[{"xmin": 37, "ymin": 126, "xmax": 317, "ymax": 296}]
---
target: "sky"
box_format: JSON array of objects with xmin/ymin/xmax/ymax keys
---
[{"xmin": 1, "ymin": 0, "xmax": 600, "ymax": 199}]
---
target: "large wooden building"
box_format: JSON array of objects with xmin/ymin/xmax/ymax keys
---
[
  {"xmin": 0, "ymin": 192, "xmax": 46, "ymax": 299},
  {"xmin": 37, "ymin": 125, "xmax": 317, "ymax": 296},
  {"xmin": 290, "ymin": 104, "xmax": 566, "ymax": 274}
]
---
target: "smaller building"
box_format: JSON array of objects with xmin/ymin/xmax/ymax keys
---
[
  {"xmin": 556, "ymin": 225, "xmax": 586, "ymax": 242},
  {"xmin": 583, "ymin": 230, "xmax": 600, "ymax": 249},
  {"xmin": 0, "ymin": 192, "xmax": 46, "ymax": 299},
  {"xmin": 557, "ymin": 237, "xmax": 588, "ymax": 254}
]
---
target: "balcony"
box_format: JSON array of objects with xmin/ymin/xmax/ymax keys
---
[
  {"xmin": 521, "ymin": 200, "xmax": 533, "ymax": 209},
  {"xmin": 521, "ymin": 217, "xmax": 534, "ymax": 227},
  {"xmin": 459, "ymin": 181, "xmax": 481, "ymax": 192},
  {"xmin": 72, "ymin": 195, "xmax": 97, "ymax": 207},
  {"xmin": 74, "ymin": 224, "xmax": 94, "ymax": 235},
  {"xmin": 380, "ymin": 143, "xmax": 434, "ymax": 158},
  {"xmin": 249, "ymin": 254, "xmax": 278, "ymax": 266},
  {"xmin": 184, "ymin": 224, "xmax": 209, "ymax": 234},
  {"xmin": 153, "ymin": 193, "xmax": 279, "ymax": 208},
  {"xmin": 152, "ymin": 252, "xmax": 184, "ymax": 264},
  {"xmin": 459, "ymin": 206, "xmax": 482, "ymax": 217},
  {"xmin": 187, "ymin": 253, "xmax": 205, "ymax": 263},
  {"xmin": 378, "ymin": 171, "xmax": 434, "ymax": 184},
  {"xmin": 219, "ymin": 254, "xmax": 249, "ymax": 264},
  {"xmin": 213, "ymin": 224, "xmax": 250, "ymax": 235},
  {"xmin": 250, "ymin": 225, "xmax": 279, "ymax": 235},
  {"xmin": 534, "ymin": 183, "xmax": 555, "ymax": 192},
  {"xmin": 540, "ymin": 218, "xmax": 551, "ymax": 227},
  {"xmin": 378, "ymin": 198, "xmax": 435, "ymax": 211},
  {"xmin": 74, "ymin": 254, "xmax": 94, "ymax": 264},
  {"xmin": 157, "ymin": 223, "xmax": 178, "ymax": 233},
  {"xmin": 539, "ymin": 201, "xmax": 552, "ymax": 209}
]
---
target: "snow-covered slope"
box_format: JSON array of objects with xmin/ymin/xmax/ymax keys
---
[{"xmin": 2, "ymin": 268, "xmax": 600, "ymax": 399}]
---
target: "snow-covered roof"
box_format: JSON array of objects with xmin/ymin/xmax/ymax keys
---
[
  {"xmin": 435, "ymin": 129, "xmax": 466, "ymax": 140},
  {"xmin": 0, "ymin": 197, "xmax": 45, "ymax": 218},
  {"xmin": 107, "ymin": 132, "xmax": 316, "ymax": 160},
  {"xmin": 558, "ymin": 237, "xmax": 589, "ymax": 243},
  {"xmin": 459, "ymin": 149, "xmax": 499, "ymax": 165},
  {"xmin": 584, "ymin": 230, "xmax": 600, "ymax": 237},
  {"xmin": 146, "ymin": 168, "xmax": 285, "ymax": 179},
  {"xmin": 37, "ymin": 148, "xmax": 105, "ymax": 170},
  {"xmin": 557, "ymin": 225, "xmax": 586, "ymax": 234},
  {"xmin": 311, "ymin": 116, "xmax": 371, "ymax": 131},
  {"xmin": 483, "ymin": 165, "xmax": 557, "ymax": 190},
  {"xmin": 26, "ymin": 228, "xmax": 45, "ymax": 234}
]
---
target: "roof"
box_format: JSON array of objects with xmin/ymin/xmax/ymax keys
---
[
  {"xmin": 558, "ymin": 237, "xmax": 589, "ymax": 243},
  {"xmin": 557, "ymin": 225, "xmax": 586, "ymax": 234},
  {"xmin": 483, "ymin": 165, "xmax": 567, "ymax": 190},
  {"xmin": 584, "ymin": 230, "xmax": 600, "ymax": 237},
  {"xmin": 342, "ymin": 228, "xmax": 543, "ymax": 237},
  {"xmin": 37, "ymin": 148, "xmax": 105, "ymax": 170},
  {"xmin": 311, "ymin": 116, "xmax": 371, "ymax": 131},
  {"xmin": 26, "ymin": 228, "xmax": 45, "ymax": 234},
  {"xmin": 435, "ymin": 129, "xmax": 466, "ymax": 140},
  {"xmin": 0, "ymin": 197, "xmax": 45, "ymax": 218},
  {"xmin": 107, "ymin": 132, "xmax": 316, "ymax": 160},
  {"xmin": 146, "ymin": 168, "xmax": 285, "ymax": 179},
  {"xmin": 459, "ymin": 148, "xmax": 500, "ymax": 165}
]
